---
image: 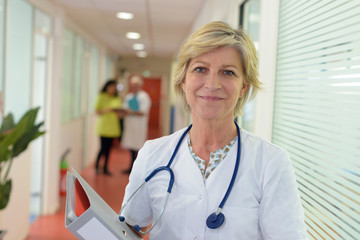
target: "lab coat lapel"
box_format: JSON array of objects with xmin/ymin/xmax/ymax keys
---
[
  {"xmin": 205, "ymin": 142, "xmax": 238, "ymax": 209},
  {"xmin": 171, "ymin": 139, "xmax": 207, "ymax": 190}
]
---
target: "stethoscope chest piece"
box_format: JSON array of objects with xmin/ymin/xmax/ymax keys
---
[{"xmin": 206, "ymin": 212, "xmax": 225, "ymax": 229}]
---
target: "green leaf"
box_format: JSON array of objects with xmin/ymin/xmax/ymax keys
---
[
  {"xmin": 0, "ymin": 113, "xmax": 15, "ymax": 134},
  {"xmin": 0, "ymin": 149, "xmax": 11, "ymax": 163},
  {"xmin": 0, "ymin": 107, "xmax": 42, "ymax": 161},
  {"xmin": 16, "ymin": 107, "xmax": 40, "ymax": 133},
  {"xmin": 0, "ymin": 117, "xmax": 29, "ymax": 161},
  {"xmin": 0, "ymin": 107, "xmax": 45, "ymax": 210},
  {"xmin": 0, "ymin": 179, "xmax": 12, "ymax": 210},
  {"xmin": 12, "ymin": 122, "xmax": 45, "ymax": 158}
]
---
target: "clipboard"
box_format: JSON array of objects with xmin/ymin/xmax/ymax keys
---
[{"xmin": 65, "ymin": 168, "xmax": 142, "ymax": 240}]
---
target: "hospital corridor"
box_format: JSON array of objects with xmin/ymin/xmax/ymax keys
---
[
  {"xmin": 26, "ymin": 129, "xmax": 161, "ymax": 240},
  {"xmin": 26, "ymin": 145, "xmax": 133, "ymax": 240},
  {"xmin": 0, "ymin": 0, "xmax": 359, "ymax": 239}
]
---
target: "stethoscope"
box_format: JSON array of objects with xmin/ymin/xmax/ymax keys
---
[{"xmin": 119, "ymin": 121, "xmax": 241, "ymax": 234}]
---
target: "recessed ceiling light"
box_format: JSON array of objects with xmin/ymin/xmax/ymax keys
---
[
  {"xmin": 136, "ymin": 51, "xmax": 147, "ymax": 58},
  {"xmin": 116, "ymin": 12, "xmax": 133, "ymax": 20},
  {"xmin": 132, "ymin": 43, "xmax": 145, "ymax": 51},
  {"xmin": 126, "ymin": 32, "xmax": 141, "ymax": 39}
]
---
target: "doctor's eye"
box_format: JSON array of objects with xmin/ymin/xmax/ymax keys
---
[
  {"xmin": 194, "ymin": 67, "xmax": 207, "ymax": 73},
  {"xmin": 223, "ymin": 70, "xmax": 236, "ymax": 76}
]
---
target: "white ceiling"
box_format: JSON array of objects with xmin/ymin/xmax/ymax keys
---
[{"xmin": 53, "ymin": 0, "xmax": 207, "ymax": 58}]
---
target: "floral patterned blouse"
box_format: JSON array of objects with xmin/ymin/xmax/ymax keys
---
[{"xmin": 187, "ymin": 134, "xmax": 238, "ymax": 180}]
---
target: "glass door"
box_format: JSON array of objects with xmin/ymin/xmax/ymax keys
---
[
  {"xmin": 239, "ymin": 0, "xmax": 260, "ymax": 132},
  {"xmin": 29, "ymin": 8, "xmax": 52, "ymax": 223}
]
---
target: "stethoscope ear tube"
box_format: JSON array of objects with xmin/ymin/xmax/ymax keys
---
[
  {"xmin": 118, "ymin": 125, "xmax": 192, "ymax": 227},
  {"xmin": 134, "ymin": 192, "xmax": 171, "ymax": 234},
  {"xmin": 118, "ymin": 175, "xmax": 172, "ymax": 233},
  {"xmin": 119, "ymin": 122, "xmax": 241, "ymax": 232},
  {"xmin": 119, "ymin": 181, "xmax": 146, "ymax": 221},
  {"xmin": 145, "ymin": 166, "xmax": 175, "ymax": 193}
]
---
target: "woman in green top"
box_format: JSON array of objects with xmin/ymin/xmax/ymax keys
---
[{"xmin": 95, "ymin": 80, "xmax": 122, "ymax": 176}]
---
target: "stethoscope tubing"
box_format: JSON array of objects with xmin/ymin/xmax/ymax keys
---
[
  {"xmin": 219, "ymin": 122, "xmax": 241, "ymax": 209},
  {"xmin": 119, "ymin": 121, "xmax": 241, "ymax": 232},
  {"xmin": 119, "ymin": 125, "xmax": 192, "ymax": 233}
]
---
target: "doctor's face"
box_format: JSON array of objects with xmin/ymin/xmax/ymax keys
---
[{"xmin": 182, "ymin": 46, "xmax": 248, "ymax": 121}]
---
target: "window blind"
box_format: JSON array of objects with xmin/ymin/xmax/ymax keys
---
[{"xmin": 272, "ymin": 1, "xmax": 360, "ymax": 239}]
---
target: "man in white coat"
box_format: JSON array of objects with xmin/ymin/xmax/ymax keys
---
[{"xmin": 121, "ymin": 75, "xmax": 151, "ymax": 173}]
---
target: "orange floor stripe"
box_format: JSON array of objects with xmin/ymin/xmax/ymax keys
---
[
  {"xmin": 27, "ymin": 128, "xmax": 161, "ymax": 240},
  {"xmin": 27, "ymin": 144, "xmax": 156, "ymax": 239}
]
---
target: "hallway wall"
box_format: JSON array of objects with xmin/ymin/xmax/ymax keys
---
[{"xmin": 0, "ymin": 0, "xmax": 111, "ymax": 239}]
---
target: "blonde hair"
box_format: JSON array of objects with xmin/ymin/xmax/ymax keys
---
[{"xmin": 174, "ymin": 21, "xmax": 262, "ymax": 116}]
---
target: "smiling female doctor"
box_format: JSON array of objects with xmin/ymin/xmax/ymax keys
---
[{"xmin": 120, "ymin": 21, "xmax": 307, "ymax": 239}]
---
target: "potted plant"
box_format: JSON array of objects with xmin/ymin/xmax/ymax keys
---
[{"xmin": 0, "ymin": 94, "xmax": 45, "ymax": 238}]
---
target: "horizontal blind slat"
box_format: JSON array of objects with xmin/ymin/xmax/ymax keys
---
[
  {"xmin": 273, "ymin": 133, "xmax": 360, "ymax": 200},
  {"xmin": 277, "ymin": 23, "xmax": 360, "ymax": 54},
  {"xmin": 279, "ymin": 1, "xmax": 330, "ymax": 30},
  {"xmin": 273, "ymin": 110, "xmax": 360, "ymax": 143},
  {"xmin": 277, "ymin": 49, "xmax": 360, "ymax": 70},
  {"xmin": 277, "ymin": 36, "xmax": 360, "ymax": 63},
  {"xmin": 274, "ymin": 1, "xmax": 360, "ymax": 239},
  {"xmin": 298, "ymin": 183, "xmax": 359, "ymax": 239},
  {"xmin": 276, "ymin": 63, "xmax": 360, "ymax": 78},
  {"xmin": 272, "ymin": 122, "xmax": 360, "ymax": 167},
  {"xmin": 278, "ymin": 1, "xmax": 360, "ymax": 43}
]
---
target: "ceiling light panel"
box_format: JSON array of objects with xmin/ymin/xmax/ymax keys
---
[
  {"xmin": 136, "ymin": 51, "xmax": 147, "ymax": 58},
  {"xmin": 116, "ymin": 12, "xmax": 134, "ymax": 20},
  {"xmin": 126, "ymin": 32, "xmax": 141, "ymax": 39},
  {"xmin": 132, "ymin": 43, "xmax": 145, "ymax": 50}
]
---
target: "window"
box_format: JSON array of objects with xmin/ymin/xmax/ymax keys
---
[
  {"xmin": 88, "ymin": 46, "xmax": 100, "ymax": 113},
  {"xmin": 272, "ymin": 1, "xmax": 360, "ymax": 239},
  {"xmin": 239, "ymin": 0, "xmax": 260, "ymax": 132},
  {"xmin": 73, "ymin": 35, "xmax": 84, "ymax": 118},
  {"xmin": 5, "ymin": 0, "xmax": 33, "ymax": 120},
  {"xmin": 30, "ymin": 8, "xmax": 53, "ymax": 222},
  {"xmin": 0, "ymin": 0, "xmax": 5, "ymax": 96},
  {"xmin": 61, "ymin": 28, "xmax": 75, "ymax": 123},
  {"xmin": 61, "ymin": 28, "xmax": 88, "ymax": 122}
]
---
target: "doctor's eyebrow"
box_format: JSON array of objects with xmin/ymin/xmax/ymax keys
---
[
  {"xmin": 222, "ymin": 64, "xmax": 241, "ymax": 70},
  {"xmin": 189, "ymin": 61, "xmax": 240, "ymax": 70}
]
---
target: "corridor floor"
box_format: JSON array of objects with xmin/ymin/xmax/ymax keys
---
[{"xmin": 26, "ymin": 127, "xmax": 162, "ymax": 240}]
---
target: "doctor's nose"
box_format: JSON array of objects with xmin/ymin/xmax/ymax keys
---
[{"xmin": 204, "ymin": 73, "xmax": 221, "ymax": 90}]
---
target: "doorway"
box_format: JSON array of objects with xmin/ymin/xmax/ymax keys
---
[{"xmin": 142, "ymin": 77, "xmax": 161, "ymax": 139}]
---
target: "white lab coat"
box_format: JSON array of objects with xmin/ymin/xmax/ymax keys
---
[
  {"xmin": 121, "ymin": 90, "xmax": 151, "ymax": 150},
  {"xmin": 122, "ymin": 127, "xmax": 307, "ymax": 240}
]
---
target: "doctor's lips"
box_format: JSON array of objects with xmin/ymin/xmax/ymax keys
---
[{"xmin": 200, "ymin": 95, "xmax": 223, "ymax": 101}]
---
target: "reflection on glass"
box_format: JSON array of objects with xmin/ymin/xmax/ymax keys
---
[
  {"xmin": 0, "ymin": 0, "xmax": 5, "ymax": 95},
  {"xmin": 239, "ymin": 0, "xmax": 260, "ymax": 132},
  {"xmin": 5, "ymin": 0, "xmax": 32, "ymax": 119}
]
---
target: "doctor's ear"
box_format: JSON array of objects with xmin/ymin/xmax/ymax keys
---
[
  {"xmin": 239, "ymin": 84, "xmax": 249, "ymax": 98},
  {"xmin": 181, "ymin": 80, "xmax": 186, "ymax": 92}
]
